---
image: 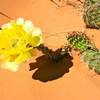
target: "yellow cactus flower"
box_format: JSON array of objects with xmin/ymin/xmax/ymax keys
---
[{"xmin": 0, "ymin": 18, "xmax": 42, "ymax": 72}]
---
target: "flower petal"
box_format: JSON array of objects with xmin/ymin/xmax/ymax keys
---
[
  {"xmin": 23, "ymin": 20, "xmax": 34, "ymax": 33},
  {"xmin": 1, "ymin": 62, "xmax": 19, "ymax": 72},
  {"xmin": 16, "ymin": 18, "xmax": 24, "ymax": 25},
  {"xmin": 30, "ymin": 36, "xmax": 42, "ymax": 47},
  {"xmin": 1, "ymin": 24, "xmax": 7, "ymax": 29},
  {"xmin": 6, "ymin": 23, "xmax": 12, "ymax": 28},
  {"xmin": 32, "ymin": 27, "xmax": 42, "ymax": 36}
]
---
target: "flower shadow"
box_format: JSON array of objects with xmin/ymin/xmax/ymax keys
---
[{"xmin": 29, "ymin": 53, "xmax": 73, "ymax": 82}]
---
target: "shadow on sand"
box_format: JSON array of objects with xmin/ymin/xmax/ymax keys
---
[{"xmin": 29, "ymin": 53, "xmax": 73, "ymax": 82}]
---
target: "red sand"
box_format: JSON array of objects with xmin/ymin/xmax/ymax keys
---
[{"xmin": 0, "ymin": 0, "xmax": 100, "ymax": 100}]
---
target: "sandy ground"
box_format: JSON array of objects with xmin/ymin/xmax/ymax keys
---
[{"xmin": 0, "ymin": 0, "xmax": 100, "ymax": 100}]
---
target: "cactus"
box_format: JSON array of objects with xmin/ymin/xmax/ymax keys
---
[
  {"xmin": 67, "ymin": 31, "xmax": 100, "ymax": 74},
  {"xmin": 82, "ymin": 49, "xmax": 100, "ymax": 74},
  {"xmin": 84, "ymin": 0, "xmax": 99, "ymax": 8},
  {"xmin": 67, "ymin": 31, "xmax": 95, "ymax": 52},
  {"xmin": 36, "ymin": 44, "xmax": 71, "ymax": 62},
  {"xmin": 83, "ymin": 0, "xmax": 100, "ymax": 29}
]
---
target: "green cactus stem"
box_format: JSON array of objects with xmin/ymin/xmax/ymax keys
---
[
  {"xmin": 83, "ymin": 0, "xmax": 100, "ymax": 29},
  {"xmin": 67, "ymin": 31, "xmax": 100, "ymax": 74},
  {"xmin": 82, "ymin": 49, "xmax": 100, "ymax": 74},
  {"xmin": 67, "ymin": 31, "xmax": 95, "ymax": 52}
]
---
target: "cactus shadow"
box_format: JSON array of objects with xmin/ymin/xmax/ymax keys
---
[{"xmin": 29, "ymin": 53, "xmax": 73, "ymax": 82}]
